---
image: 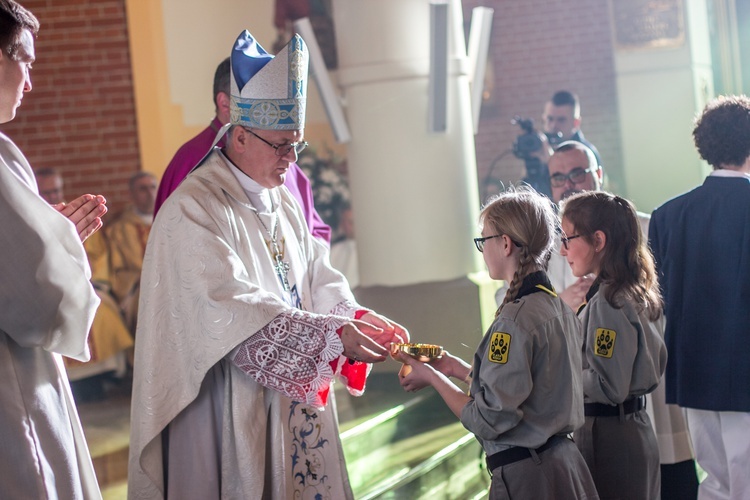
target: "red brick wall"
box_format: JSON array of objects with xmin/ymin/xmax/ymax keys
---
[
  {"xmin": 1, "ymin": 0, "xmax": 140, "ymax": 216},
  {"xmin": 462, "ymin": 0, "xmax": 624, "ymax": 200}
]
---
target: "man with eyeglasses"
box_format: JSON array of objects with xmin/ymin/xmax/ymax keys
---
[
  {"xmin": 550, "ymin": 141, "xmax": 698, "ymax": 499},
  {"xmin": 129, "ymin": 30, "xmax": 408, "ymax": 500},
  {"xmin": 155, "ymin": 56, "xmax": 331, "ymax": 244}
]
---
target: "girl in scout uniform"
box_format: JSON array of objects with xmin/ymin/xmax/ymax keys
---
[
  {"xmin": 560, "ymin": 191, "xmax": 667, "ymax": 499},
  {"xmin": 395, "ymin": 189, "xmax": 598, "ymax": 499}
]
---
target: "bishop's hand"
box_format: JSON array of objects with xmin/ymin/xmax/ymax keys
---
[
  {"xmin": 359, "ymin": 311, "xmax": 409, "ymax": 345},
  {"xmin": 340, "ymin": 319, "xmax": 398, "ymax": 364}
]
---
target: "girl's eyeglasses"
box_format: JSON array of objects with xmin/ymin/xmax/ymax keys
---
[{"xmin": 561, "ymin": 234, "xmax": 582, "ymax": 250}]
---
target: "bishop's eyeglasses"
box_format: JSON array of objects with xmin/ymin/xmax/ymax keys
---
[
  {"xmin": 243, "ymin": 127, "xmax": 308, "ymax": 157},
  {"xmin": 549, "ymin": 167, "xmax": 594, "ymax": 188}
]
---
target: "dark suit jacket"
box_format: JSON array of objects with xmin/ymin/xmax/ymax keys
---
[{"xmin": 649, "ymin": 175, "xmax": 750, "ymax": 411}]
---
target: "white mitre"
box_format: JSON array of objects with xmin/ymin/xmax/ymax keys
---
[{"xmin": 229, "ymin": 29, "xmax": 309, "ymax": 131}]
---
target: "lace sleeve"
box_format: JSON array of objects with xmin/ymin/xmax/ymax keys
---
[
  {"xmin": 232, "ymin": 309, "xmax": 348, "ymax": 406},
  {"xmin": 329, "ymin": 300, "xmax": 364, "ymax": 319}
]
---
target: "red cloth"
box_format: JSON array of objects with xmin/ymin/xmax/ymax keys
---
[{"xmin": 325, "ymin": 309, "xmax": 370, "ymax": 403}]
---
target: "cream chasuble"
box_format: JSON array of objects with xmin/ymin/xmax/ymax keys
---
[{"xmin": 129, "ymin": 149, "xmax": 369, "ymax": 499}]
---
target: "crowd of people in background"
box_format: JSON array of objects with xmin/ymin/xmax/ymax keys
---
[{"xmin": 3, "ymin": 0, "xmax": 750, "ymax": 498}]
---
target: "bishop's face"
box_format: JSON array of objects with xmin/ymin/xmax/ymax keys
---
[
  {"xmin": 0, "ymin": 29, "xmax": 35, "ymax": 124},
  {"xmin": 232, "ymin": 127, "xmax": 304, "ymax": 189}
]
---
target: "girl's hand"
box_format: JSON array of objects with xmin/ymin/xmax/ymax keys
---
[
  {"xmin": 428, "ymin": 350, "xmax": 471, "ymax": 381},
  {"xmin": 393, "ymin": 351, "xmax": 436, "ymax": 392}
]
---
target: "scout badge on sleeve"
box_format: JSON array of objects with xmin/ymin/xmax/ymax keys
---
[
  {"xmin": 489, "ymin": 332, "xmax": 511, "ymax": 364},
  {"xmin": 595, "ymin": 328, "xmax": 616, "ymax": 358}
]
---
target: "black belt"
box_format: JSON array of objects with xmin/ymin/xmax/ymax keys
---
[
  {"xmin": 584, "ymin": 396, "xmax": 646, "ymax": 417},
  {"xmin": 485, "ymin": 435, "xmax": 567, "ymax": 472}
]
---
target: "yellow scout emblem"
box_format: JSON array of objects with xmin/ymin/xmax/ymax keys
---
[
  {"xmin": 595, "ymin": 328, "xmax": 616, "ymax": 358},
  {"xmin": 489, "ymin": 332, "xmax": 511, "ymax": 364}
]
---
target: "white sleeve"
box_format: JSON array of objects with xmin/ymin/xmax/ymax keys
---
[{"xmin": 0, "ymin": 142, "xmax": 98, "ymax": 360}]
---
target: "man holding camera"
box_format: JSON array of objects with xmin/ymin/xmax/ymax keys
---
[
  {"xmin": 542, "ymin": 90, "xmax": 601, "ymax": 165},
  {"xmin": 514, "ymin": 91, "xmax": 600, "ymax": 198}
]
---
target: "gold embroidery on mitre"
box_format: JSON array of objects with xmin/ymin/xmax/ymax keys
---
[
  {"xmin": 488, "ymin": 332, "xmax": 511, "ymax": 364},
  {"xmin": 594, "ymin": 328, "xmax": 617, "ymax": 358}
]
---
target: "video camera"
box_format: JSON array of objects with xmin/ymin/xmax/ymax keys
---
[{"xmin": 511, "ymin": 116, "xmax": 562, "ymax": 198}]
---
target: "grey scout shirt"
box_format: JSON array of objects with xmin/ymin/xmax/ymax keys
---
[
  {"xmin": 578, "ymin": 281, "xmax": 667, "ymax": 405},
  {"xmin": 461, "ymin": 272, "xmax": 585, "ymax": 455}
]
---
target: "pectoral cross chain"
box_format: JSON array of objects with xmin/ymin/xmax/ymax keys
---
[
  {"xmin": 272, "ymin": 244, "xmax": 291, "ymax": 292},
  {"xmin": 253, "ymin": 208, "xmax": 291, "ymax": 293}
]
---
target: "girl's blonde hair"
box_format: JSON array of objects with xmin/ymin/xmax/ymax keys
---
[
  {"xmin": 480, "ymin": 187, "xmax": 557, "ymax": 310},
  {"xmin": 560, "ymin": 191, "xmax": 663, "ymax": 320}
]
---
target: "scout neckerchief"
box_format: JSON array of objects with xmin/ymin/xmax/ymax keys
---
[
  {"xmin": 514, "ymin": 271, "xmax": 557, "ymax": 301},
  {"xmin": 496, "ymin": 271, "xmax": 558, "ymax": 318},
  {"xmin": 576, "ymin": 279, "xmax": 601, "ymax": 315}
]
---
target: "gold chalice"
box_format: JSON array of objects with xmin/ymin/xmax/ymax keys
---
[{"xmin": 392, "ymin": 343, "xmax": 444, "ymax": 362}]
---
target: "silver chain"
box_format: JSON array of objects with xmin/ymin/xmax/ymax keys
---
[
  {"xmin": 252, "ymin": 202, "xmax": 291, "ymax": 292},
  {"xmin": 253, "ymin": 209, "xmax": 278, "ymax": 243}
]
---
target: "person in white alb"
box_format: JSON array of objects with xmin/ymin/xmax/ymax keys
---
[{"xmin": 0, "ymin": 1, "xmax": 108, "ymax": 497}]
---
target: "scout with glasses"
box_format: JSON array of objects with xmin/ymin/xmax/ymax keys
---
[
  {"xmin": 560, "ymin": 190, "xmax": 666, "ymax": 500},
  {"xmin": 551, "ymin": 142, "xmax": 698, "ymax": 498},
  {"xmin": 395, "ymin": 188, "xmax": 597, "ymax": 499}
]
